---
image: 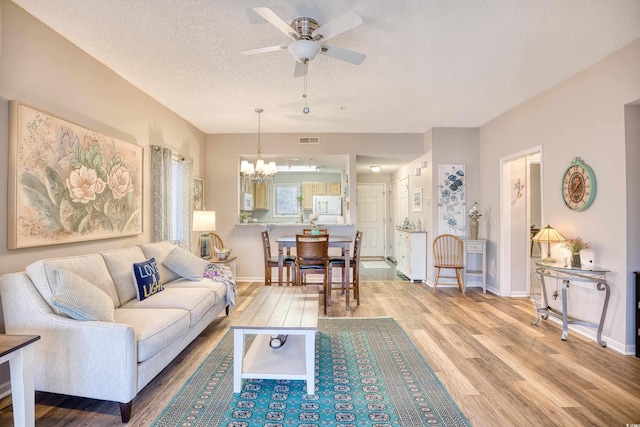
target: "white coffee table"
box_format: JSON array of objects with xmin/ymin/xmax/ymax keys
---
[{"xmin": 231, "ymin": 286, "xmax": 319, "ymax": 394}]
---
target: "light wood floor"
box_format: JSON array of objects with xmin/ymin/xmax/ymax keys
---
[{"xmin": 1, "ymin": 277, "xmax": 639, "ymax": 426}]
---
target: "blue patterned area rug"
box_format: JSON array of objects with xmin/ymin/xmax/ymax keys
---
[{"xmin": 152, "ymin": 317, "xmax": 470, "ymax": 427}]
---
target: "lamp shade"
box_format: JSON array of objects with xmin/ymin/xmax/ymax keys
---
[
  {"xmin": 193, "ymin": 210, "xmax": 216, "ymax": 232},
  {"xmin": 532, "ymin": 224, "xmax": 565, "ymax": 263},
  {"xmin": 532, "ymin": 225, "xmax": 565, "ymax": 243}
]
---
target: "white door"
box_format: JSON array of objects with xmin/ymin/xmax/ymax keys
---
[
  {"xmin": 389, "ymin": 180, "xmax": 399, "ymax": 260},
  {"xmin": 357, "ymin": 184, "xmax": 386, "ymax": 257}
]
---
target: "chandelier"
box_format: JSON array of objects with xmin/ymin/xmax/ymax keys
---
[{"xmin": 240, "ymin": 108, "xmax": 277, "ymax": 181}]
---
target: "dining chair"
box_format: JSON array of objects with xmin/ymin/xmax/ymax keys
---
[
  {"xmin": 432, "ymin": 234, "xmax": 465, "ymax": 296},
  {"xmin": 295, "ymin": 234, "xmax": 331, "ymax": 314},
  {"xmin": 302, "ymin": 228, "xmax": 328, "ymax": 234},
  {"xmin": 328, "ymin": 230, "xmax": 362, "ymax": 307},
  {"xmin": 261, "ymin": 230, "xmax": 296, "ymax": 286}
]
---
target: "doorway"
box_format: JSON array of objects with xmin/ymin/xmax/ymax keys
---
[
  {"xmin": 499, "ymin": 146, "xmax": 543, "ymax": 297},
  {"xmin": 356, "ymin": 183, "xmax": 386, "ymax": 257}
]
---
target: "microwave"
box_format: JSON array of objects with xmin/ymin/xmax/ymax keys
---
[{"xmin": 241, "ymin": 192, "xmax": 253, "ymax": 211}]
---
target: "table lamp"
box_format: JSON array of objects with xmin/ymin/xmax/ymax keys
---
[
  {"xmin": 193, "ymin": 210, "xmax": 216, "ymax": 259},
  {"xmin": 532, "ymin": 224, "xmax": 566, "ymax": 263}
]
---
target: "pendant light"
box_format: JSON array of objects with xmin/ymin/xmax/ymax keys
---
[{"xmin": 240, "ymin": 108, "xmax": 277, "ymax": 181}]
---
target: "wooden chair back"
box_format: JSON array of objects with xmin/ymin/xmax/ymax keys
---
[
  {"xmin": 302, "ymin": 228, "xmax": 328, "ymax": 235},
  {"xmin": 261, "ymin": 230, "xmax": 295, "ymax": 285},
  {"xmin": 433, "ymin": 234, "xmax": 463, "ymax": 267},
  {"xmin": 210, "ymin": 232, "xmax": 224, "ymax": 251},
  {"xmin": 295, "ymin": 234, "xmax": 329, "ymax": 267}
]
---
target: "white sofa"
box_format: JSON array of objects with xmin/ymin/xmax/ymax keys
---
[{"xmin": 0, "ymin": 240, "xmax": 235, "ymax": 423}]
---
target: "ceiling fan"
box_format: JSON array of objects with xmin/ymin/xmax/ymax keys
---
[{"xmin": 240, "ymin": 7, "xmax": 366, "ymax": 77}]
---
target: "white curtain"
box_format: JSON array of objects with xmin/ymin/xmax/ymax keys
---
[{"xmin": 151, "ymin": 145, "xmax": 193, "ymax": 249}]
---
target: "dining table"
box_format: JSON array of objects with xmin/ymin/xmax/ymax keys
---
[{"xmin": 276, "ymin": 234, "xmax": 354, "ymax": 310}]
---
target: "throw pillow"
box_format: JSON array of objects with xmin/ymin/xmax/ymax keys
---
[
  {"xmin": 162, "ymin": 246, "xmax": 209, "ymax": 281},
  {"xmin": 132, "ymin": 258, "xmax": 163, "ymax": 301},
  {"xmin": 51, "ymin": 269, "xmax": 115, "ymax": 322}
]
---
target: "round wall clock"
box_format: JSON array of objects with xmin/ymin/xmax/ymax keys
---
[{"xmin": 562, "ymin": 157, "xmax": 596, "ymax": 211}]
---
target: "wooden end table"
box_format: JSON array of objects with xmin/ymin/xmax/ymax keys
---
[
  {"xmin": 0, "ymin": 335, "xmax": 40, "ymax": 427},
  {"xmin": 231, "ymin": 286, "xmax": 319, "ymax": 394}
]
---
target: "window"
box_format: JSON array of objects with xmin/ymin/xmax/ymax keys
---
[{"xmin": 274, "ymin": 184, "xmax": 300, "ymax": 217}]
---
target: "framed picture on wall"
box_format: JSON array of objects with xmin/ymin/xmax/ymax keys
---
[
  {"xmin": 8, "ymin": 101, "xmax": 143, "ymax": 248},
  {"xmin": 194, "ymin": 177, "xmax": 204, "ymax": 210},
  {"xmin": 437, "ymin": 164, "xmax": 466, "ymax": 236},
  {"xmin": 412, "ymin": 188, "xmax": 423, "ymax": 212}
]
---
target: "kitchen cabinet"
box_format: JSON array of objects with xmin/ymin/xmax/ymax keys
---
[
  {"xmin": 327, "ymin": 182, "xmax": 341, "ymax": 195},
  {"xmin": 395, "ymin": 229, "xmax": 427, "ymax": 282},
  {"xmin": 252, "ymin": 181, "xmax": 269, "ymax": 210},
  {"xmin": 302, "ymin": 182, "xmax": 341, "ymax": 209}
]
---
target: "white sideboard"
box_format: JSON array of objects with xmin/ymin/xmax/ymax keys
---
[{"xmin": 395, "ymin": 229, "xmax": 427, "ymax": 282}]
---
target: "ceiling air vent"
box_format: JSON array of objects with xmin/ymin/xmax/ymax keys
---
[{"xmin": 299, "ymin": 137, "xmax": 320, "ymax": 145}]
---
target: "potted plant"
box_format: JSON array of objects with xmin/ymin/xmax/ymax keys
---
[
  {"xmin": 564, "ymin": 237, "xmax": 591, "ymax": 268},
  {"xmin": 239, "ymin": 211, "xmax": 252, "ymax": 223}
]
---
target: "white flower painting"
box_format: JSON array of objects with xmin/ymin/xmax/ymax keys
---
[
  {"xmin": 437, "ymin": 164, "xmax": 466, "ymax": 236},
  {"xmin": 8, "ymin": 102, "xmax": 143, "ymax": 248}
]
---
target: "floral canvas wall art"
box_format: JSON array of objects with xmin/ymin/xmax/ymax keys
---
[
  {"xmin": 437, "ymin": 164, "xmax": 466, "ymax": 236},
  {"xmin": 8, "ymin": 101, "xmax": 143, "ymax": 248}
]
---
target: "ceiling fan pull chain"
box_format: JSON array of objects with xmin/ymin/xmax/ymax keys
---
[{"xmin": 303, "ymin": 63, "xmax": 310, "ymax": 114}]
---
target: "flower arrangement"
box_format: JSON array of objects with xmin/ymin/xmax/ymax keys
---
[
  {"xmin": 308, "ymin": 213, "xmax": 319, "ymax": 227},
  {"xmin": 239, "ymin": 211, "xmax": 252, "ymax": 222},
  {"xmin": 468, "ymin": 202, "xmax": 481, "ymax": 220},
  {"xmin": 564, "ymin": 237, "xmax": 591, "ymax": 253}
]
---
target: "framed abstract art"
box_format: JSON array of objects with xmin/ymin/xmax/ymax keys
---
[{"xmin": 8, "ymin": 101, "xmax": 143, "ymax": 248}]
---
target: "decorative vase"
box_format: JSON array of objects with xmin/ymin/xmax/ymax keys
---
[
  {"xmin": 311, "ymin": 224, "xmax": 320, "ymax": 235},
  {"xmin": 469, "ymin": 218, "xmax": 479, "ymax": 240},
  {"xmin": 571, "ymin": 252, "xmax": 581, "ymax": 269}
]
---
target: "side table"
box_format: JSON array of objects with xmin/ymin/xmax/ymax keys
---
[
  {"xmin": 209, "ymin": 255, "xmax": 237, "ymax": 277},
  {"xmin": 0, "ymin": 335, "xmax": 40, "ymax": 427},
  {"xmin": 463, "ymin": 239, "xmax": 487, "ymax": 293}
]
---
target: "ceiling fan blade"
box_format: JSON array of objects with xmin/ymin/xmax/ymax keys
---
[
  {"xmin": 312, "ymin": 11, "xmax": 363, "ymax": 41},
  {"xmin": 254, "ymin": 7, "xmax": 300, "ymax": 40},
  {"xmin": 294, "ymin": 61, "xmax": 308, "ymax": 77},
  {"xmin": 320, "ymin": 45, "xmax": 366, "ymax": 65},
  {"xmin": 240, "ymin": 45, "xmax": 288, "ymax": 55}
]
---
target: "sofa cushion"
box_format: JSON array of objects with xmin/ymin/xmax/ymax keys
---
[
  {"xmin": 138, "ymin": 241, "xmax": 181, "ymax": 285},
  {"xmin": 132, "ymin": 258, "xmax": 163, "ymax": 301},
  {"xmin": 51, "ymin": 269, "xmax": 115, "ymax": 322},
  {"xmin": 114, "ymin": 307, "xmax": 190, "ymax": 362},
  {"xmin": 101, "ymin": 246, "xmax": 148, "ymax": 304},
  {"xmin": 162, "ymin": 246, "xmax": 209, "ymax": 281},
  {"xmin": 164, "ymin": 278, "xmax": 227, "ymax": 306},
  {"xmin": 26, "ymin": 254, "xmax": 120, "ymax": 314},
  {"xmin": 120, "ymin": 287, "xmax": 216, "ymax": 326}
]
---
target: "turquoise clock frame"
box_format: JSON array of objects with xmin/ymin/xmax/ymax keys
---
[{"xmin": 562, "ymin": 157, "xmax": 596, "ymax": 211}]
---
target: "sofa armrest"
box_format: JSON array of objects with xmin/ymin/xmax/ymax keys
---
[{"xmin": 0, "ymin": 273, "xmax": 138, "ymax": 403}]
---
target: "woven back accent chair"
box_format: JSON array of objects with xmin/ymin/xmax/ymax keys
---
[
  {"xmin": 432, "ymin": 234, "xmax": 465, "ymax": 296},
  {"xmin": 261, "ymin": 230, "xmax": 296, "ymax": 286},
  {"xmin": 295, "ymin": 234, "xmax": 331, "ymax": 314}
]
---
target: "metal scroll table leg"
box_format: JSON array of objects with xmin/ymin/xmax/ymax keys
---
[
  {"xmin": 595, "ymin": 282, "xmax": 610, "ymax": 347},
  {"xmin": 561, "ymin": 279, "xmax": 569, "ymax": 341}
]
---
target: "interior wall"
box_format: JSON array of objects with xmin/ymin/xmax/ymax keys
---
[
  {"xmin": 206, "ymin": 133, "xmax": 424, "ymax": 279},
  {"xmin": 625, "ymin": 103, "xmax": 640, "ymax": 351},
  {"xmin": 529, "ymin": 163, "xmax": 542, "ymax": 232},
  {"xmin": 0, "ymin": 0, "xmax": 207, "ymax": 392},
  {"xmin": 479, "ymin": 38, "xmax": 640, "ymax": 352}
]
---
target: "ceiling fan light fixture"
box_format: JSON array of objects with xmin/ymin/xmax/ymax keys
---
[{"xmin": 288, "ymin": 40, "xmax": 321, "ymax": 62}]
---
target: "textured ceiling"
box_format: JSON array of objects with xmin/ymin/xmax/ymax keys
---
[{"xmin": 12, "ymin": 0, "xmax": 640, "ymax": 137}]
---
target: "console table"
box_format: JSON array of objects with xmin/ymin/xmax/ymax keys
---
[
  {"xmin": 532, "ymin": 262, "xmax": 610, "ymax": 346},
  {"xmin": 231, "ymin": 286, "xmax": 318, "ymax": 394},
  {"xmin": 0, "ymin": 334, "xmax": 40, "ymax": 427}
]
